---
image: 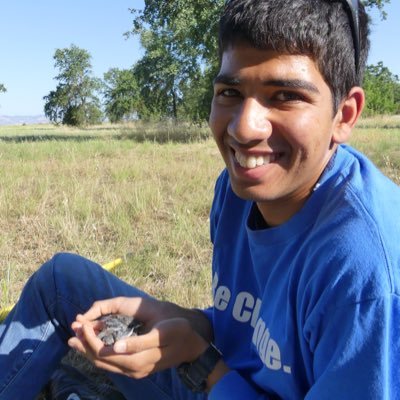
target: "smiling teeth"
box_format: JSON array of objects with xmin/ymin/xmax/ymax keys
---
[{"xmin": 235, "ymin": 152, "xmax": 272, "ymax": 169}]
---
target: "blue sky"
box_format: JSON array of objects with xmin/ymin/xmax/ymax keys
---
[{"xmin": 0, "ymin": 0, "xmax": 398, "ymax": 116}]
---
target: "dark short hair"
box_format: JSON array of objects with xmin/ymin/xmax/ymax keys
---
[{"xmin": 218, "ymin": 0, "xmax": 370, "ymax": 112}]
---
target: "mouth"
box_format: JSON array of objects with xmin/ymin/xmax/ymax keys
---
[{"xmin": 234, "ymin": 150, "xmax": 280, "ymax": 169}]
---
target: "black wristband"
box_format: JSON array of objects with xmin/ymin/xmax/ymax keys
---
[{"xmin": 177, "ymin": 342, "xmax": 222, "ymax": 392}]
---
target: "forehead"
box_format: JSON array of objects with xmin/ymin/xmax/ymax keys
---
[{"xmin": 218, "ymin": 44, "xmax": 324, "ymax": 84}]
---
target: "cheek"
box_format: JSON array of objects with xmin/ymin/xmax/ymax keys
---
[
  {"xmin": 209, "ymin": 103, "xmax": 225, "ymax": 141},
  {"xmin": 286, "ymin": 113, "xmax": 329, "ymax": 147},
  {"xmin": 280, "ymin": 116, "xmax": 322, "ymax": 164},
  {"xmin": 281, "ymin": 114, "xmax": 311, "ymax": 148}
]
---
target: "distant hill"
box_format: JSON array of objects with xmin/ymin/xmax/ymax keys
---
[{"xmin": 0, "ymin": 115, "xmax": 49, "ymax": 126}]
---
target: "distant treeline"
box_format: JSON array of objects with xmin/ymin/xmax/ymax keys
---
[{"xmin": 1, "ymin": 0, "xmax": 398, "ymax": 126}]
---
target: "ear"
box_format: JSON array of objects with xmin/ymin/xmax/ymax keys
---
[{"xmin": 332, "ymin": 87, "xmax": 365, "ymax": 144}]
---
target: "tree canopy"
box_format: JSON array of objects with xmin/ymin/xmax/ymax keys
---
[
  {"xmin": 40, "ymin": 0, "xmax": 396, "ymax": 125},
  {"xmin": 122, "ymin": 0, "xmax": 393, "ymax": 122},
  {"xmin": 363, "ymin": 62, "xmax": 400, "ymax": 116},
  {"xmin": 363, "ymin": 0, "xmax": 391, "ymax": 18},
  {"xmin": 43, "ymin": 44, "xmax": 102, "ymax": 126},
  {"xmin": 103, "ymin": 68, "xmax": 140, "ymax": 123},
  {"xmin": 0, "ymin": 83, "xmax": 6, "ymax": 109},
  {"xmin": 126, "ymin": 0, "xmax": 224, "ymax": 122}
]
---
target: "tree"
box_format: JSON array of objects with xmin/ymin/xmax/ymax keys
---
[
  {"xmin": 128, "ymin": 0, "xmax": 224, "ymax": 121},
  {"xmin": 43, "ymin": 44, "xmax": 102, "ymax": 126},
  {"xmin": 363, "ymin": 62, "xmax": 400, "ymax": 116},
  {"xmin": 103, "ymin": 68, "xmax": 139, "ymax": 123},
  {"xmin": 0, "ymin": 83, "xmax": 6, "ymax": 109},
  {"xmin": 127, "ymin": 0, "xmax": 390, "ymax": 123},
  {"xmin": 363, "ymin": 0, "xmax": 390, "ymax": 18},
  {"xmin": 132, "ymin": 29, "xmax": 186, "ymax": 120}
]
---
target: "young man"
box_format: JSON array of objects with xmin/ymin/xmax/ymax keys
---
[{"xmin": 1, "ymin": 0, "xmax": 399, "ymax": 399}]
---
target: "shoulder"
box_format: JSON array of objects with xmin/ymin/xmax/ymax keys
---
[
  {"xmin": 337, "ymin": 146, "xmax": 400, "ymax": 209},
  {"xmin": 316, "ymin": 146, "xmax": 400, "ymax": 263},
  {"xmin": 298, "ymin": 146, "xmax": 400, "ymax": 310}
]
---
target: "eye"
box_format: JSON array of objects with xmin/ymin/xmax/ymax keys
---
[
  {"xmin": 273, "ymin": 91, "xmax": 305, "ymax": 102},
  {"xmin": 216, "ymin": 87, "xmax": 241, "ymax": 98}
]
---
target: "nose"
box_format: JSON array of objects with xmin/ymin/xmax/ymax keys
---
[{"xmin": 227, "ymin": 97, "xmax": 272, "ymax": 144}]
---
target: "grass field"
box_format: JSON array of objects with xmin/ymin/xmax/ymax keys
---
[
  {"xmin": 0, "ymin": 116, "xmax": 399, "ymax": 398},
  {"xmin": 0, "ymin": 121, "xmax": 220, "ymax": 311},
  {"xmin": 1, "ymin": 116, "xmax": 399, "ymax": 311}
]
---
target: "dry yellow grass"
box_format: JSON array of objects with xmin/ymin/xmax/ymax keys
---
[
  {"xmin": 0, "ymin": 122, "xmax": 222, "ymax": 312},
  {"xmin": 0, "ymin": 118, "xmax": 399, "ymax": 310},
  {"xmin": 0, "ymin": 117, "xmax": 398, "ymax": 399},
  {"xmin": 351, "ymin": 115, "xmax": 400, "ymax": 184}
]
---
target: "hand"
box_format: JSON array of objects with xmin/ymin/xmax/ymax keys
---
[{"xmin": 68, "ymin": 296, "xmax": 211, "ymax": 379}]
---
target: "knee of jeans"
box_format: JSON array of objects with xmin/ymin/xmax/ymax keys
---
[
  {"xmin": 38, "ymin": 252, "xmax": 103, "ymax": 301},
  {"xmin": 28, "ymin": 253, "xmax": 88, "ymax": 303},
  {"xmin": 50, "ymin": 252, "xmax": 99, "ymax": 282}
]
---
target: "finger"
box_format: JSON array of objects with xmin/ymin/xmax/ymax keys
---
[
  {"xmin": 111, "ymin": 318, "xmax": 192, "ymax": 355},
  {"xmin": 80, "ymin": 298, "xmax": 125, "ymax": 321},
  {"xmin": 71, "ymin": 320, "xmax": 82, "ymax": 329},
  {"xmin": 77, "ymin": 325, "xmax": 163, "ymax": 378},
  {"xmin": 71, "ymin": 321, "xmax": 83, "ymax": 338},
  {"xmin": 80, "ymin": 321, "xmax": 137, "ymax": 360},
  {"xmin": 82, "ymin": 319, "xmax": 196, "ymax": 376},
  {"xmin": 104, "ymin": 339, "xmax": 195, "ymax": 376},
  {"xmin": 68, "ymin": 336, "xmax": 89, "ymax": 354},
  {"xmin": 96, "ymin": 344, "xmax": 164, "ymax": 377},
  {"xmin": 68, "ymin": 336, "xmax": 103, "ymax": 368},
  {"xmin": 112, "ymin": 327, "xmax": 162, "ymax": 354},
  {"xmin": 88, "ymin": 357, "xmax": 127, "ymax": 375},
  {"xmin": 69, "ymin": 330, "xmax": 121, "ymax": 367},
  {"xmin": 68, "ymin": 343, "xmax": 151, "ymax": 379},
  {"xmin": 81, "ymin": 297, "xmax": 146, "ymax": 321},
  {"xmin": 82, "ymin": 324, "xmax": 112, "ymax": 358},
  {"xmin": 72, "ymin": 319, "xmax": 103, "ymax": 338},
  {"xmin": 68, "ymin": 334, "xmax": 156, "ymax": 378}
]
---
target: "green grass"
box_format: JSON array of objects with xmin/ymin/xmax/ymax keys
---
[
  {"xmin": 350, "ymin": 115, "xmax": 400, "ymax": 184},
  {"xmin": 0, "ymin": 122, "xmax": 222, "ymax": 310},
  {"xmin": 0, "ymin": 117, "xmax": 398, "ymax": 399},
  {"xmin": 0, "ymin": 117, "xmax": 399, "ymax": 310}
]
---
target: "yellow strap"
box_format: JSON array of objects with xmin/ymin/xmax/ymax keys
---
[
  {"xmin": 0, "ymin": 305, "xmax": 14, "ymax": 322},
  {"xmin": 101, "ymin": 257, "xmax": 123, "ymax": 272}
]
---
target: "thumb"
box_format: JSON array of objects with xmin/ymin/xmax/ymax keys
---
[
  {"xmin": 113, "ymin": 340, "xmax": 128, "ymax": 353},
  {"xmin": 112, "ymin": 318, "xmax": 190, "ymax": 354},
  {"xmin": 113, "ymin": 328, "xmax": 160, "ymax": 354}
]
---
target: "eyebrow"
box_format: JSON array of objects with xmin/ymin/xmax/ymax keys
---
[
  {"xmin": 213, "ymin": 74, "xmax": 241, "ymax": 86},
  {"xmin": 213, "ymin": 74, "xmax": 320, "ymax": 94}
]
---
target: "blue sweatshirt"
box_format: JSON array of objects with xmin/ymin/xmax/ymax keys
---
[{"xmin": 206, "ymin": 145, "xmax": 400, "ymax": 399}]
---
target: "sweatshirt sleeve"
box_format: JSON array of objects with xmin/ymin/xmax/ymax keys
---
[
  {"xmin": 209, "ymin": 295, "xmax": 399, "ymax": 399},
  {"xmin": 209, "ymin": 371, "xmax": 270, "ymax": 400},
  {"xmin": 303, "ymin": 294, "xmax": 400, "ymax": 399}
]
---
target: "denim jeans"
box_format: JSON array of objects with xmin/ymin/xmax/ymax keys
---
[{"xmin": 0, "ymin": 253, "xmax": 207, "ymax": 400}]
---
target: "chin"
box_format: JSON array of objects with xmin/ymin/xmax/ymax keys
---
[{"xmin": 230, "ymin": 182, "xmax": 277, "ymax": 203}]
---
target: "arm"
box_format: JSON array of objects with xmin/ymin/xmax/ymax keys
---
[
  {"xmin": 302, "ymin": 295, "xmax": 399, "ymax": 399},
  {"xmin": 68, "ymin": 296, "xmax": 213, "ymax": 377},
  {"xmin": 68, "ymin": 296, "xmax": 273, "ymax": 398}
]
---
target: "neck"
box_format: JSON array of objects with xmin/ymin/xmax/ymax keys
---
[
  {"xmin": 256, "ymin": 148, "xmax": 337, "ymax": 226},
  {"xmin": 256, "ymin": 192, "xmax": 311, "ymax": 227}
]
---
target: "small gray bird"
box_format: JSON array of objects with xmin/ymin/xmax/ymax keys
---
[{"xmin": 97, "ymin": 314, "xmax": 143, "ymax": 346}]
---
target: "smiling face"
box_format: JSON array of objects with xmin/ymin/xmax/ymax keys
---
[{"xmin": 209, "ymin": 44, "xmax": 350, "ymax": 226}]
